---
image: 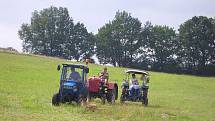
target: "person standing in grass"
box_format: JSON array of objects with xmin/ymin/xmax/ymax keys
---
[
  {"xmin": 140, "ymin": 74, "xmax": 149, "ymax": 87},
  {"xmin": 140, "ymin": 74, "xmax": 149, "ymax": 99}
]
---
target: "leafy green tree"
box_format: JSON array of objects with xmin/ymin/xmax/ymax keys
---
[
  {"xmin": 54, "ymin": 7, "xmax": 72, "ymax": 58},
  {"xmin": 136, "ymin": 22, "xmax": 153, "ymax": 68},
  {"xmin": 137, "ymin": 22, "xmax": 179, "ymax": 72},
  {"xmin": 151, "ymin": 25, "xmax": 177, "ymax": 71},
  {"xmin": 179, "ymin": 16, "xmax": 215, "ymax": 74},
  {"xmin": 19, "ymin": 24, "xmax": 33, "ymax": 53},
  {"xmin": 96, "ymin": 11, "xmax": 142, "ymax": 66},
  {"xmin": 72, "ymin": 22, "xmax": 95, "ymax": 61},
  {"xmin": 96, "ymin": 22, "xmax": 120, "ymax": 65},
  {"xmin": 19, "ymin": 6, "xmax": 71, "ymax": 56},
  {"xmin": 19, "ymin": 6, "xmax": 95, "ymax": 60}
]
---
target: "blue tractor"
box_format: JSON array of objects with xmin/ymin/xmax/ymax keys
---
[
  {"xmin": 52, "ymin": 64, "xmax": 89, "ymax": 106},
  {"xmin": 120, "ymin": 69, "xmax": 150, "ymax": 106}
]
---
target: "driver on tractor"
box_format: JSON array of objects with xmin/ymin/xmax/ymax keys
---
[
  {"xmin": 130, "ymin": 74, "xmax": 140, "ymax": 97},
  {"xmin": 100, "ymin": 67, "xmax": 109, "ymax": 83},
  {"xmin": 69, "ymin": 68, "xmax": 81, "ymax": 82}
]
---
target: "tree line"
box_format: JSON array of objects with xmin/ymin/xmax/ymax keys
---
[{"xmin": 19, "ymin": 6, "xmax": 215, "ymax": 76}]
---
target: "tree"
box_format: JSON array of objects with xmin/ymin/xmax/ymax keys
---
[
  {"xmin": 135, "ymin": 22, "xmax": 153, "ymax": 69},
  {"xmin": 137, "ymin": 22, "xmax": 179, "ymax": 72},
  {"xmin": 19, "ymin": 24, "xmax": 33, "ymax": 53},
  {"xmin": 150, "ymin": 25, "xmax": 177, "ymax": 71},
  {"xmin": 72, "ymin": 22, "xmax": 95, "ymax": 61},
  {"xmin": 18, "ymin": 6, "xmax": 95, "ymax": 60},
  {"xmin": 96, "ymin": 11, "xmax": 142, "ymax": 67},
  {"xmin": 19, "ymin": 6, "xmax": 71, "ymax": 57},
  {"xmin": 179, "ymin": 16, "xmax": 215, "ymax": 75},
  {"xmin": 96, "ymin": 22, "xmax": 119, "ymax": 65}
]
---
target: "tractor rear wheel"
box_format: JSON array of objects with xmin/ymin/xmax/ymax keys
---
[
  {"xmin": 107, "ymin": 89, "xmax": 116, "ymax": 104},
  {"xmin": 144, "ymin": 98, "xmax": 148, "ymax": 106},
  {"xmin": 142, "ymin": 97, "xmax": 148, "ymax": 106},
  {"xmin": 142, "ymin": 88, "xmax": 148, "ymax": 106},
  {"xmin": 52, "ymin": 93, "xmax": 60, "ymax": 106}
]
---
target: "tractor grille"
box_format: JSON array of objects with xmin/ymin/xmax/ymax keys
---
[{"xmin": 63, "ymin": 86, "xmax": 78, "ymax": 93}]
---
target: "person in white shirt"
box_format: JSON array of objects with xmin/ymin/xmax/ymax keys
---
[
  {"xmin": 140, "ymin": 74, "xmax": 149, "ymax": 99},
  {"xmin": 140, "ymin": 74, "xmax": 149, "ymax": 87},
  {"xmin": 130, "ymin": 74, "xmax": 140, "ymax": 97}
]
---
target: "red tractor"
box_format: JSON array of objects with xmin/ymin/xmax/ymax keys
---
[{"xmin": 87, "ymin": 77, "xmax": 118, "ymax": 104}]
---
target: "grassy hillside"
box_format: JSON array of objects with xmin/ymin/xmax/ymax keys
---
[{"xmin": 0, "ymin": 51, "xmax": 215, "ymax": 121}]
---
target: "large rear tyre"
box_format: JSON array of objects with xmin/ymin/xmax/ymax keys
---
[
  {"xmin": 107, "ymin": 89, "xmax": 116, "ymax": 104},
  {"xmin": 144, "ymin": 98, "xmax": 148, "ymax": 106},
  {"xmin": 142, "ymin": 88, "xmax": 148, "ymax": 106},
  {"xmin": 52, "ymin": 93, "xmax": 60, "ymax": 106},
  {"xmin": 111, "ymin": 89, "xmax": 116, "ymax": 104}
]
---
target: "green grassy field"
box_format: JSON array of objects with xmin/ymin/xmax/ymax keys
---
[{"xmin": 0, "ymin": 51, "xmax": 215, "ymax": 121}]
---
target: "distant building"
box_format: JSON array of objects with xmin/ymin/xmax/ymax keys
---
[{"xmin": 0, "ymin": 47, "xmax": 18, "ymax": 52}]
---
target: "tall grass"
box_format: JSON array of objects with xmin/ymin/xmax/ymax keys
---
[{"xmin": 0, "ymin": 51, "xmax": 215, "ymax": 121}]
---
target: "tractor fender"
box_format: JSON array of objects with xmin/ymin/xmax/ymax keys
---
[
  {"xmin": 107, "ymin": 83, "xmax": 118, "ymax": 100},
  {"xmin": 107, "ymin": 83, "xmax": 115, "ymax": 89}
]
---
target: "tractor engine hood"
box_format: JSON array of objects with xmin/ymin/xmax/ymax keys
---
[
  {"xmin": 63, "ymin": 81, "xmax": 77, "ymax": 87},
  {"xmin": 63, "ymin": 81, "xmax": 79, "ymax": 92}
]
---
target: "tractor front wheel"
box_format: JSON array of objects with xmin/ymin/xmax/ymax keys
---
[
  {"xmin": 120, "ymin": 95, "xmax": 125, "ymax": 104},
  {"xmin": 52, "ymin": 93, "xmax": 60, "ymax": 106},
  {"xmin": 101, "ymin": 94, "xmax": 106, "ymax": 104},
  {"xmin": 87, "ymin": 92, "xmax": 92, "ymax": 102},
  {"xmin": 77, "ymin": 94, "xmax": 87, "ymax": 105}
]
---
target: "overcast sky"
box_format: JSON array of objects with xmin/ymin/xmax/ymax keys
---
[{"xmin": 0, "ymin": 0, "xmax": 214, "ymax": 52}]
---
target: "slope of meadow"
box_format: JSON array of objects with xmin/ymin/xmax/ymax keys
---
[{"xmin": 0, "ymin": 51, "xmax": 215, "ymax": 121}]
